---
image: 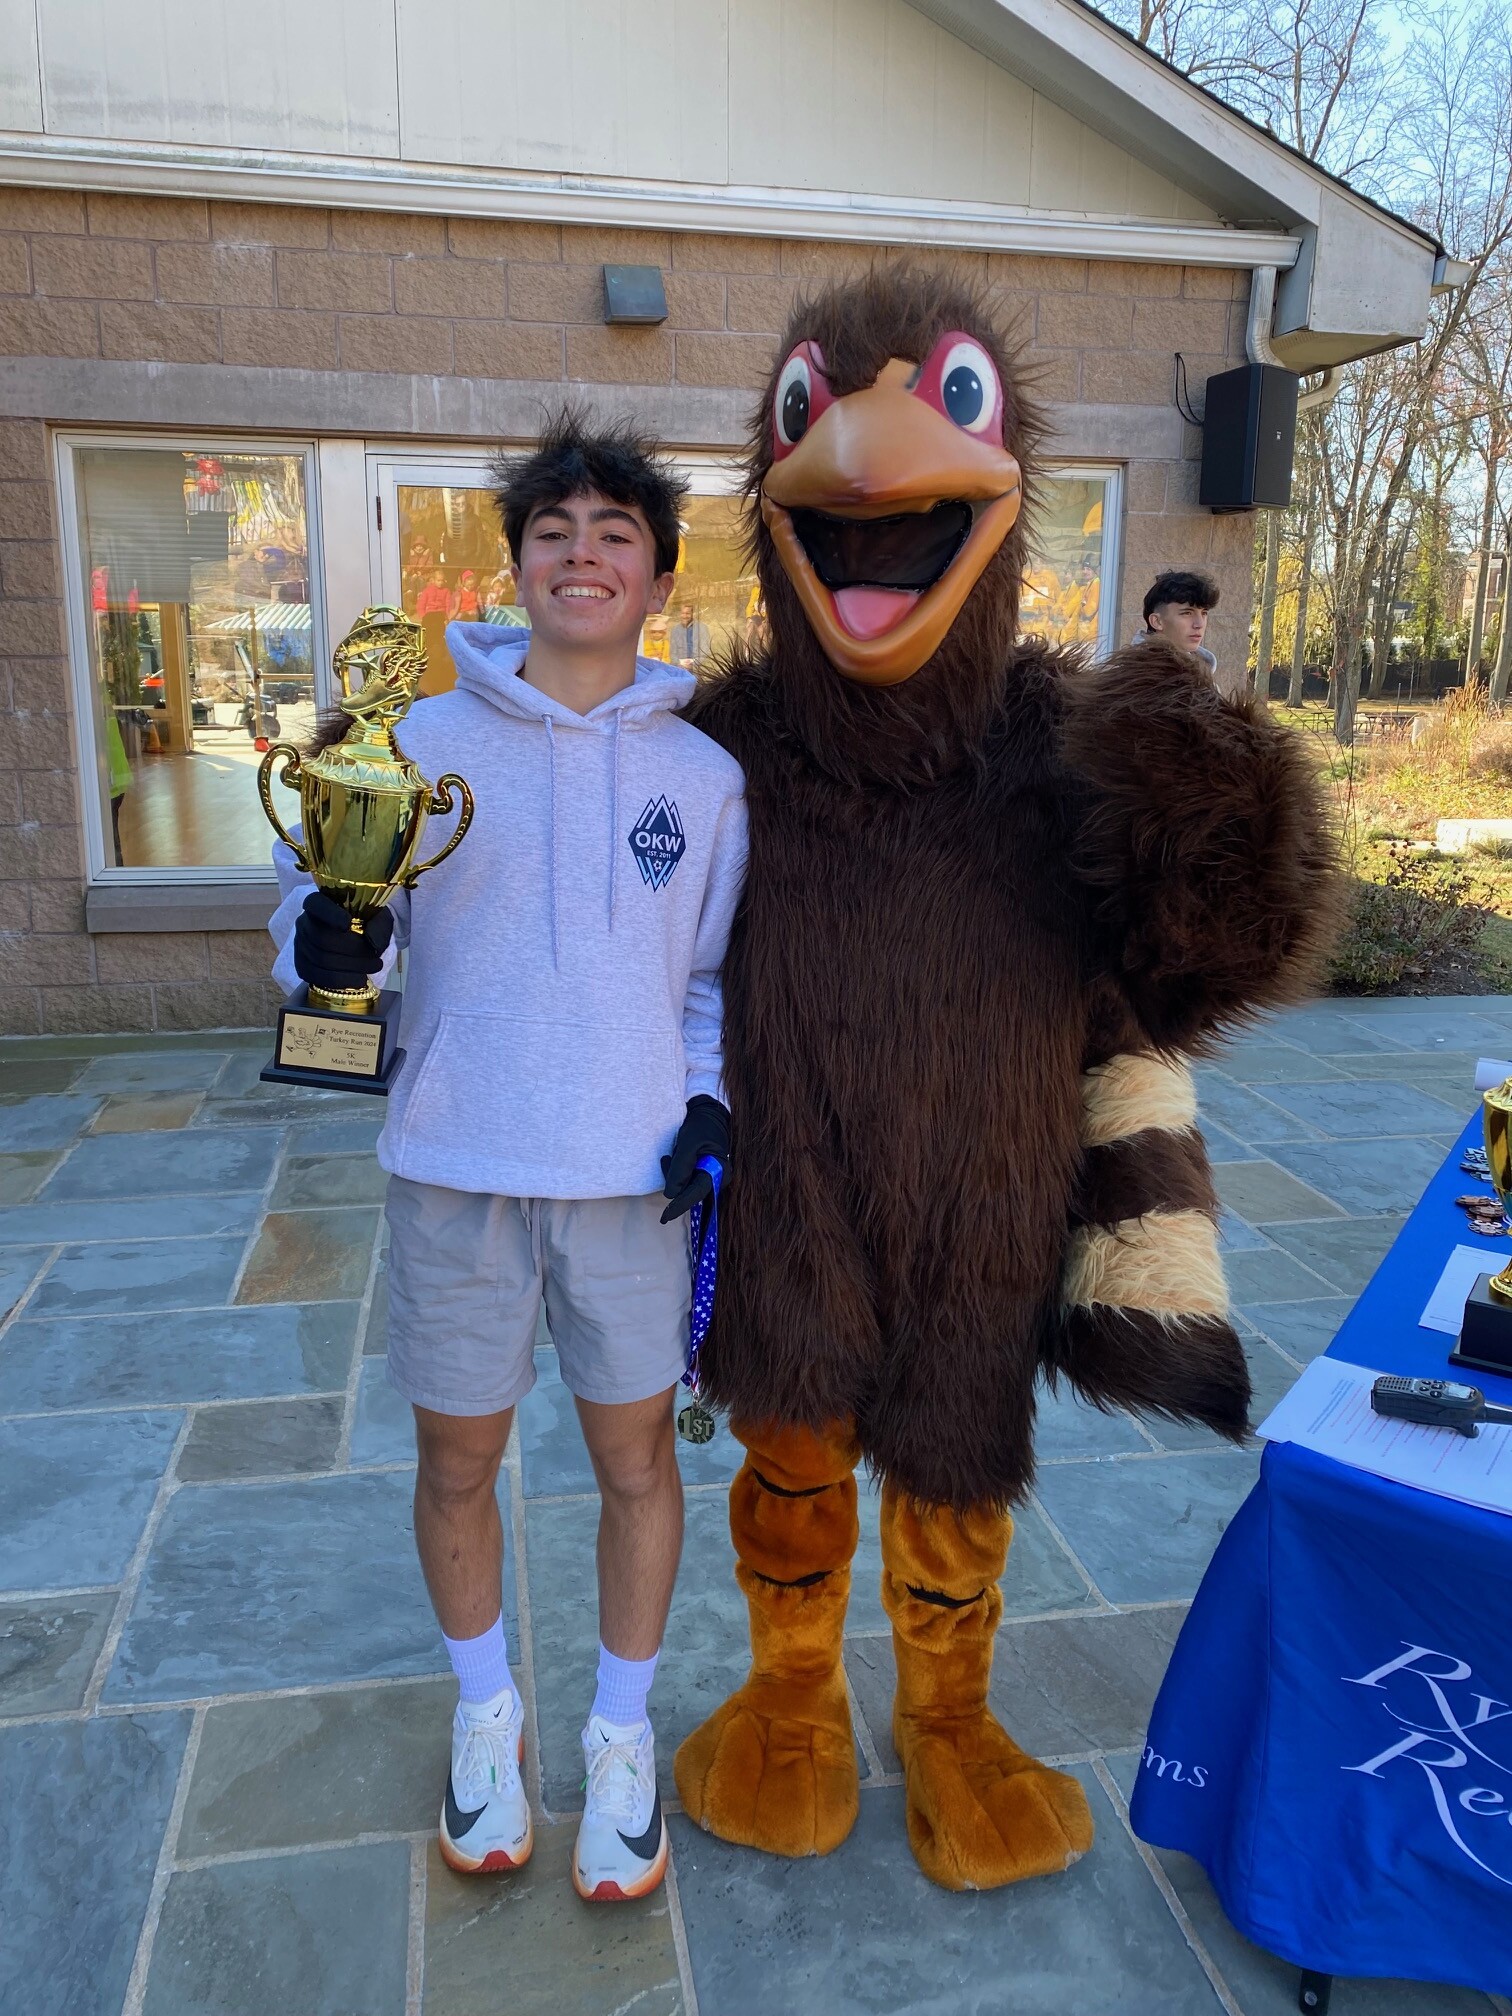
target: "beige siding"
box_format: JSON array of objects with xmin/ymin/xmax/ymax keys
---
[
  {"xmin": 18, "ymin": 0, "xmax": 1219, "ymax": 224},
  {"xmin": 38, "ymin": 0, "xmax": 400, "ymax": 155},
  {"xmin": 0, "ymin": 0, "xmax": 43, "ymax": 133},
  {"xmin": 395, "ymin": 0, "xmax": 730, "ymax": 184}
]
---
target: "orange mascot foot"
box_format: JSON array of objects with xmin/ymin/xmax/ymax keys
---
[
  {"xmin": 674, "ymin": 1420, "xmax": 861, "ymax": 1858},
  {"xmin": 882, "ymin": 1484, "xmax": 1094, "ymax": 1890}
]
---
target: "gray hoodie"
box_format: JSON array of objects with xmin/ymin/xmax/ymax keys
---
[{"xmin": 269, "ymin": 623, "xmax": 748, "ymax": 1201}]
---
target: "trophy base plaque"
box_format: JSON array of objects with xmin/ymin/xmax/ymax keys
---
[
  {"xmin": 1448, "ymin": 1272, "xmax": 1512, "ymax": 1379},
  {"xmin": 262, "ymin": 986, "xmax": 405, "ymax": 1096}
]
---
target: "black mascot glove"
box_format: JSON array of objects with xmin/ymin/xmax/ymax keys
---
[
  {"xmin": 292, "ymin": 889, "xmax": 394, "ymax": 993},
  {"xmin": 660, "ymin": 1095, "xmax": 730, "ymax": 1224}
]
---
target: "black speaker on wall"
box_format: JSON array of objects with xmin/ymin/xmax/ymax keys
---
[{"xmin": 1199, "ymin": 363, "xmax": 1299, "ymax": 512}]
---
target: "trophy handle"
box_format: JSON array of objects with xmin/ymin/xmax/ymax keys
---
[
  {"xmin": 404, "ymin": 774, "xmax": 475, "ymax": 886},
  {"xmin": 257, "ymin": 743, "xmax": 310, "ymax": 871}
]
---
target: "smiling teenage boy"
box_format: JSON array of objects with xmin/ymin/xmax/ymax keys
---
[{"xmin": 268, "ymin": 413, "xmax": 747, "ymax": 1901}]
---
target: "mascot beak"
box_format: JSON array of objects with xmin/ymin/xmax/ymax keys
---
[{"xmin": 761, "ymin": 357, "xmax": 1022, "ymax": 686}]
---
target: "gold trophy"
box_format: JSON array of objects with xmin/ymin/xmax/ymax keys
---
[
  {"xmin": 256, "ymin": 606, "xmax": 474, "ymax": 1094},
  {"xmin": 1450, "ymin": 1074, "xmax": 1512, "ymax": 1375}
]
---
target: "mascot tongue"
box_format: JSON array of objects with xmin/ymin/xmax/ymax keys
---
[{"xmin": 831, "ymin": 585, "xmax": 918, "ymax": 639}]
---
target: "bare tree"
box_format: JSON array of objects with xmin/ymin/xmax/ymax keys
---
[
  {"xmin": 1456, "ymin": 261, "xmax": 1512, "ymax": 678},
  {"xmin": 1095, "ymin": 0, "xmax": 1512, "ymax": 740},
  {"xmin": 1311, "ymin": 0, "xmax": 1512, "ymax": 738}
]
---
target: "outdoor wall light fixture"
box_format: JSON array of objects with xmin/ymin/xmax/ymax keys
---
[{"xmin": 602, "ymin": 265, "xmax": 668, "ymax": 324}]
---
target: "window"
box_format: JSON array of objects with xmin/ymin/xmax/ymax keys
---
[
  {"xmin": 1023, "ymin": 468, "xmax": 1123, "ymax": 657},
  {"xmin": 60, "ymin": 436, "xmax": 323, "ymax": 879},
  {"xmin": 56, "ymin": 439, "xmax": 1124, "ymax": 892},
  {"xmin": 372, "ymin": 454, "xmax": 757, "ymax": 691}
]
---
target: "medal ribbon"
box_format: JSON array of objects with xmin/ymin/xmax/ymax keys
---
[{"xmin": 684, "ymin": 1155, "xmax": 722, "ymax": 1392}]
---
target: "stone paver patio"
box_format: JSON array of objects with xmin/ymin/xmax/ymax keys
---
[{"xmin": 3, "ymin": 997, "xmax": 1512, "ymax": 2016}]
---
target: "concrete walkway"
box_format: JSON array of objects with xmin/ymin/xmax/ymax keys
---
[{"xmin": 2, "ymin": 997, "xmax": 1511, "ymax": 2016}]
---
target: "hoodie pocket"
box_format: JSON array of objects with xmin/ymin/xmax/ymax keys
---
[{"xmin": 399, "ymin": 1010, "xmax": 680, "ymax": 1181}]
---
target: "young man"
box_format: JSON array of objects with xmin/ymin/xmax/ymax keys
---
[
  {"xmin": 1133, "ymin": 568, "xmax": 1220, "ymax": 677},
  {"xmin": 268, "ymin": 413, "xmax": 747, "ymax": 1902}
]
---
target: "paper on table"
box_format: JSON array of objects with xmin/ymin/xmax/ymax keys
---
[
  {"xmin": 1474, "ymin": 1057, "xmax": 1512, "ymax": 1091},
  {"xmin": 1421, "ymin": 1244, "xmax": 1503, "ymax": 1335},
  {"xmin": 1257, "ymin": 1358, "xmax": 1512, "ymax": 1517}
]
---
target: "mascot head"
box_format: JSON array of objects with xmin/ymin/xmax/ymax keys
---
[{"xmin": 748, "ymin": 265, "xmax": 1042, "ymax": 693}]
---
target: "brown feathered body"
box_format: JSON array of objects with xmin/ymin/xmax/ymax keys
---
[{"xmin": 687, "ymin": 269, "xmax": 1338, "ymax": 1514}]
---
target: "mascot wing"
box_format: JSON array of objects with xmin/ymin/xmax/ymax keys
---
[
  {"xmin": 1048, "ymin": 641, "xmax": 1339, "ymax": 1436},
  {"xmin": 1059, "ymin": 638, "xmax": 1340, "ymax": 1054}
]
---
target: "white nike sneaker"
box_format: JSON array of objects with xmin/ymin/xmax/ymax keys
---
[
  {"xmin": 438, "ymin": 1685, "xmax": 533, "ymax": 1875},
  {"xmin": 572, "ymin": 1714, "xmax": 668, "ymax": 1902}
]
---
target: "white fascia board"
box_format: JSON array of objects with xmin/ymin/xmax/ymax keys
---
[{"xmin": 0, "ymin": 132, "xmax": 1301, "ymax": 269}]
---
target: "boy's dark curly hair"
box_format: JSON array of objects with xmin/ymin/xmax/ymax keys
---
[
  {"xmin": 1143, "ymin": 569, "xmax": 1220, "ymax": 623},
  {"xmin": 494, "ymin": 408, "xmax": 687, "ymax": 578}
]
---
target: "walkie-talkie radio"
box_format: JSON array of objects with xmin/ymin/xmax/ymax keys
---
[{"xmin": 1370, "ymin": 1375, "xmax": 1512, "ymax": 1437}]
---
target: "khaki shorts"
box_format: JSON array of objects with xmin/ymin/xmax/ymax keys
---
[{"xmin": 384, "ymin": 1176, "xmax": 690, "ymax": 1415}]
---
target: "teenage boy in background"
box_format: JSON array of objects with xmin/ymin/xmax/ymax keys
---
[
  {"xmin": 1132, "ymin": 568, "xmax": 1220, "ymax": 678},
  {"xmin": 268, "ymin": 414, "xmax": 747, "ymax": 1903}
]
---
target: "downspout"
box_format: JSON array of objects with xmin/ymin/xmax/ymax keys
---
[
  {"xmin": 1297, "ymin": 369, "xmax": 1340, "ymax": 413},
  {"xmin": 1246, "ymin": 266, "xmax": 1284, "ymax": 368},
  {"xmin": 1249, "ymin": 264, "xmax": 1340, "ymax": 412}
]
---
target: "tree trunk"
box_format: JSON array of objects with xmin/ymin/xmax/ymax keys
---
[
  {"xmin": 1466, "ymin": 462, "xmax": 1498, "ymax": 675},
  {"xmin": 1493, "ymin": 589, "xmax": 1512, "ymax": 704},
  {"xmin": 1254, "ymin": 511, "xmax": 1281, "ymax": 702},
  {"xmin": 1288, "ymin": 512, "xmax": 1316, "ymax": 706},
  {"xmin": 1368, "ymin": 540, "xmax": 1403, "ymax": 698},
  {"xmin": 1333, "ymin": 575, "xmax": 1368, "ymax": 744}
]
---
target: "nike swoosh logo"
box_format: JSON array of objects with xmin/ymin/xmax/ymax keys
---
[
  {"xmin": 617, "ymin": 1788, "xmax": 663, "ymax": 1859},
  {"xmin": 445, "ymin": 1773, "xmax": 487, "ymax": 1840}
]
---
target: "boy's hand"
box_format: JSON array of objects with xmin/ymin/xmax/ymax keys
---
[
  {"xmin": 292, "ymin": 890, "xmax": 394, "ymax": 993},
  {"xmin": 661, "ymin": 1095, "xmax": 730, "ymax": 1223}
]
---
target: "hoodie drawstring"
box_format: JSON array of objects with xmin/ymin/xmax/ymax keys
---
[
  {"xmin": 544, "ymin": 717, "xmax": 560, "ymax": 969},
  {"xmin": 609, "ymin": 715, "xmax": 622, "ymax": 933}
]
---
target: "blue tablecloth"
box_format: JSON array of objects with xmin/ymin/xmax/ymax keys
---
[{"xmin": 1131, "ymin": 1114, "xmax": 1512, "ymax": 1994}]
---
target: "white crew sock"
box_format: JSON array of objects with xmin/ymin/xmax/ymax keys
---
[
  {"xmin": 443, "ymin": 1615, "xmax": 515, "ymax": 1707},
  {"xmin": 591, "ymin": 1643, "xmax": 659, "ymax": 1730}
]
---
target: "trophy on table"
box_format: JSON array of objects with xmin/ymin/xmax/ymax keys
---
[
  {"xmin": 1451, "ymin": 1075, "xmax": 1512, "ymax": 1376},
  {"xmin": 255, "ymin": 606, "xmax": 474, "ymax": 1094}
]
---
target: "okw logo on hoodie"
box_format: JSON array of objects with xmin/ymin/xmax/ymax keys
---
[{"xmin": 629, "ymin": 797, "xmax": 686, "ymax": 891}]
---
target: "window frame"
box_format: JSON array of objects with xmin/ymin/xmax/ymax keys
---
[
  {"xmin": 1035, "ymin": 461, "xmax": 1125, "ymax": 660},
  {"xmin": 55, "ymin": 428, "xmax": 330, "ymax": 889}
]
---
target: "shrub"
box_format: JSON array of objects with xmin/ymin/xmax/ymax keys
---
[
  {"xmin": 1468, "ymin": 724, "xmax": 1512, "ymax": 785},
  {"xmin": 1329, "ymin": 842, "xmax": 1485, "ymax": 993}
]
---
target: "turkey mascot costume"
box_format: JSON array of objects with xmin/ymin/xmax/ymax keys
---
[{"xmin": 675, "ymin": 265, "xmax": 1336, "ymax": 1893}]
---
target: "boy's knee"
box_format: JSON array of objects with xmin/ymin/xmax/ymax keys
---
[
  {"xmin": 414, "ymin": 1416, "xmax": 508, "ymax": 1506},
  {"xmin": 597, "ymin": 1418, "xmax": 679, "ymax": 1504}
]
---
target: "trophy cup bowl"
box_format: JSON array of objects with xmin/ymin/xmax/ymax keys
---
[
  {"xmin": 255, "ymin": 606, "xmax": 474, "ymax": 1094},
  {"xmin": 1450, "ymin": 1075, "xmax": 1512, "ymax": 1376}
]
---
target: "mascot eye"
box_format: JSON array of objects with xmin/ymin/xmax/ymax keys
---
[
  {"xmin": 775, "ymin": 352, "xmax": 812, "ymax": 447},
  {"xmin": 938, "ymin": 340, "xmax": 996, "ymax": 432}
]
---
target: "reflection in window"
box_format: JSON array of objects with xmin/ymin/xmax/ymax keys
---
[
  {"xmin": 641, "ymin": 495, "xmax": 761, "ymax": 671},
  {"xmin": 73, "ymin": 446, "xmax": 312, "ymax": 870},
  {"xmin": 1021, "ymin": 476, "xmax": 1108, "ymax": 651},
  {"xmin": 396, "ymin": 483, "xmax": 520, "ymax": 698},
  {"xmin": 394, "ymin": 482, "xmax": 762, "ymax": 687}
]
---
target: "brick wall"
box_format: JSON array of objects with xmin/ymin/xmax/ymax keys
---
[{"xmin": 0, "ymin": 185, "xmax": 1252, "ymax": 1035}]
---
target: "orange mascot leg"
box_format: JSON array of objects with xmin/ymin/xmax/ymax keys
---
[
  {"xmin": 674, "ymin": 1418, "xmax": 860, "ymax": 1857},
  {"xmin": 882, "ymin": 1485, "xmax": 1094, "ymax": 1889}
]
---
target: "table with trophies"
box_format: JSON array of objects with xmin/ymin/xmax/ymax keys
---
[{"xmin": 1131, "ymin": 1083, "xmax": 1512, "ymax": 2012}]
